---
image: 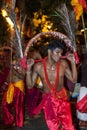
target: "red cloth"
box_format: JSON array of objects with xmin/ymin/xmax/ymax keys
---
[
  {"xmin": 78, "ymin": 0, "xmax": 87, "ymax": 11},
  {"xmin": 33, "ymin": 88, "xmax": 75, "ymax": 130},
  {"xmin": 2, "ymin": 86, "xmax": 25, "ymax": 127},
  {"xmin": 0, "ymin": 67, "xmax": 9, "ymax": 87},
  {"xmin": 74, "ymin": 51, "xmax": 80, "ymax": 64},
  {"xmin": 20, "ymin": 57, "xmax": 27, "ymax": 69},
  {"xmin": 76, "ymin": 94, "xmax": 87, "ymax": 113},
  {"xmin": 26, "ymin": 87, "xmax": 42, "ymax": 117}
]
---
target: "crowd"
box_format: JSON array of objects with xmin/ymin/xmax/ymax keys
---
[{"xmin": 0, "ymin": 40, "xmax": 87, "ymax": 130}]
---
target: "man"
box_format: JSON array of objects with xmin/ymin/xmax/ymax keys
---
[
  {"xmin": 26, "ymin": 40, "xmax": 77, "ymax": 130},
  {"xmin": 2, "ymin": 60, "xmax": 25, "ymax": 127},
  {"xmin": 26, "ymin": 49, "xmax": 42, "ymax": 118},
  {"xmin": 76, "ymin": 50, "xmax": 87, "ymax": 127}
]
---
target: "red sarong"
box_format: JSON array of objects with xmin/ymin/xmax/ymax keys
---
[
  {"xmin": 33, "ymin": 88, "xmax": 75, "ymax": 130},
  {"xmin": 2, "ymin": 81, "xmax": 25, "ymax": 127}
]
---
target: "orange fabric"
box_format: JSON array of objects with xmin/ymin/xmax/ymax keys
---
[{"xmin": 55, "ymin": 87, "xmax": 68, "ymax": 100}]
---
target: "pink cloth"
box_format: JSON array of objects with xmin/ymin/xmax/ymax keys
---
[{"xmin": 2, "ymin": 86, "xmax": 25, "ymax": 127}]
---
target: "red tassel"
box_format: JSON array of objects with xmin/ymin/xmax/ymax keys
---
[
  {"xmin": 74, "ymin": 51, "xmax": 80, "ymax": 64},
  {"xmin": 20, "ymin": 57, "xmax": 27, "ymax": 69}
]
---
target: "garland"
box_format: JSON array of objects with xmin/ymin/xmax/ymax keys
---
[{"xmin": 43, "ymin": 57, "xmax": 60, "ymax": 93}]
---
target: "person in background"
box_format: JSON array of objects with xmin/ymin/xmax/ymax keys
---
[
  {"xmin": 0, "ymin": 63, "xmax": 10, "ymax": 94},
  {"xmin": 2, "ymin": 59, "xmax": 25, "ymax": 127},
  {"xmin": 26, "ymin": 40, "xmax": 77, "ymax": 130},
  {"xmin": 0, "ymin": 51, "xmax": 10, "ymax": 94},
  {"xmin": 76, "ymin": 49, "xmax": 87, "ymax": 127},
  {"xmin": 26, "ymin": 49, "xmax": 43, "ymax": 118}
]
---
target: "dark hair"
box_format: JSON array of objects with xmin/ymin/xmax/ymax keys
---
[{"xmin": 47, "ymin": 40, "xmax": 65, "ymax": 51}]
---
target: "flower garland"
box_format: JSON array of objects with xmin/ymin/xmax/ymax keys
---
[
  {"xmin": 71, "ymin": 0, "xmax": 87, "ymax": 21},
  {"xmin": 71, "ymin": 0, "xmax": 87, "ymax": 48},
  {"xmin": 43, "ymin": 57, "xmax": 60, "ymax": 93},
  {"xmin": 71, "ymin": 0, "xmax": 83, "ymax": 21}
]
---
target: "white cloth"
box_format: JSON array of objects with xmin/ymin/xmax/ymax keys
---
[
  {"xmin": 72, "ymin": 83, "xmax": 80, "ymax": 98},
  {"xmin": 77, "ymin": 86, "xmax": 87, "ymax": 121}
]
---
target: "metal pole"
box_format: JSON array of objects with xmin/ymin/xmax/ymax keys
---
[{"xmin": 81, "ymin": 14, "xmax": 87, "ymax": 48}]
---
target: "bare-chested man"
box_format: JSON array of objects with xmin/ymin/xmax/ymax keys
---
[{"xmin": 26, "ymin": 40, "xmax": 77, "ymax": 130}]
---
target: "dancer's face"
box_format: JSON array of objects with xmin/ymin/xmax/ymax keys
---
[{"xmin": 51, "ymin": 48, "xmax": 63, "ymax": 62}]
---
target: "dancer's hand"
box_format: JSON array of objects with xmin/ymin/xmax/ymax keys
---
[
  {"xmin": 27, "ymin": 58, "xmax": 35, "ymax": 71},
  {"xmin": 66, "ymin": 53, "xmax": 75, "ymax": 63}
]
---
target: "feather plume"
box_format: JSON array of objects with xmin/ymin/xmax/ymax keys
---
[
  {"xmin": 56, "ymin": 3, "xmax": 77, "ymax": 49},
  {"xmin": 4, "ymin": 7, "xmax": 24, "ymax": 58}
]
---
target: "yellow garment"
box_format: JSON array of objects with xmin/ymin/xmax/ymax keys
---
[
  {"xmin": 14, "ymin": 80, "xmax": 25, "ymax": 93},
  {"xmin": 6, "ymin": 80, "xmax": 24, "ymax": 104},
  {"xmin": 6, "ymin": 83, "xmax": 14, "ymax": 104},
  {"xmin": 36, "ymin": 76, "xmax": 43, "ymax": 88},
  {"xmin": 36, "ymin": 77, "xmax": 41, "ymax": 85}
]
